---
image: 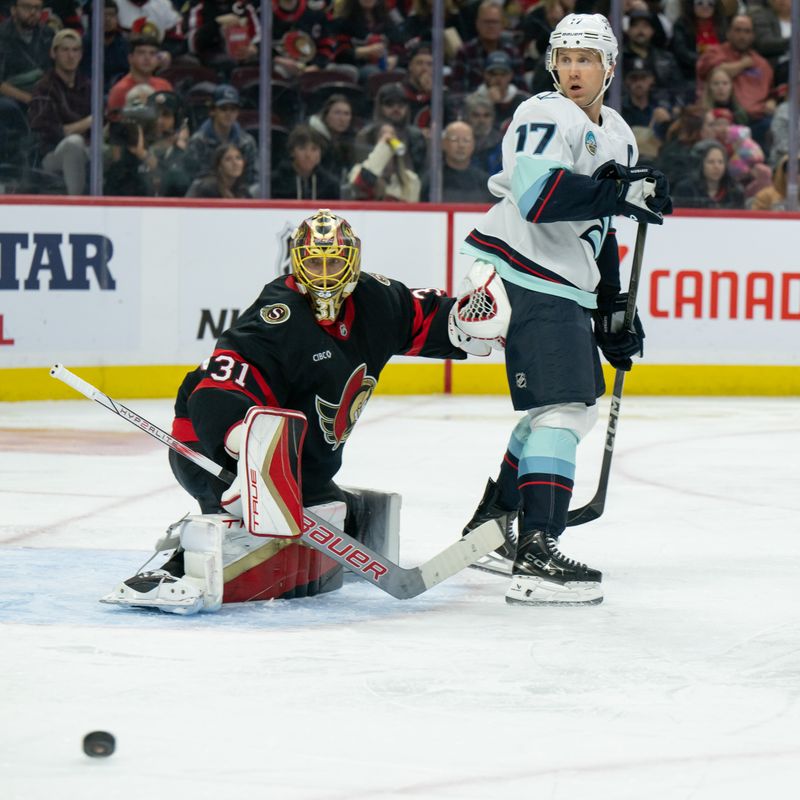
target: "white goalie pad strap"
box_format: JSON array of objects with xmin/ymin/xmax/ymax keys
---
[
  {"xmin": 179, "ymin": 514, "xmax": 226, "ymax": 612},
  {"xmin": 239, "ymin": 406, "xmax": 308, "ymax": 537},
  {"xmin": 454, "ymin": 260, "xmax": 510, "ymax": 344}
]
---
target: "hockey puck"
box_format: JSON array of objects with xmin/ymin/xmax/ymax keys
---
[{"xmin": 83, "ymin": 731, "xmax": 115, "ymax": 758}]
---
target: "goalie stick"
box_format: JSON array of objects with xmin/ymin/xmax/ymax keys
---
[
  {"xmin": 49, "ymin": 364, "xmax": 504, "ymax": 599},
  {"xmin": 566, "ymin": 221, "xmax": 648, "ymax": 527}
]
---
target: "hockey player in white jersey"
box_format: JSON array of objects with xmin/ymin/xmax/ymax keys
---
[{"xmin": 457, "ymin": 13, "xmax": 672, "ymax": 605}]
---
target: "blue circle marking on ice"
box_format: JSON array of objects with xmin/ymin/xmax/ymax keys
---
[{"xmin": 0, "ymin": 548, "xmax": 460, "ymax": 630}]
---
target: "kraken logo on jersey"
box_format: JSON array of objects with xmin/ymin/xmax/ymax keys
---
[
  {"xmin": 315, "ymin": 364, "xmax": 377, "ymax": 450},
  {"xmin": 260, "ymin": 303, "xmax": 291, "ymax": 324}
]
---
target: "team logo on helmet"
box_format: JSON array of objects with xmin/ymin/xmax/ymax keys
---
[
  {"xmin": 315, "ymin": 363, "xmax": 376, "ymax": 449},
  {"xmin": 260, "ymin": 303, "xmax": 291, "ymax": 324},
  {"xmin": 585, "ymin": 131, "xmax": 598, "ymax": 155}
]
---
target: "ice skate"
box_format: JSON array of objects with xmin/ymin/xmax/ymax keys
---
[
  {"xmin": 506, "ymin": 530, "xmax": 603, "ymax": 605},
  {"xmin": 462, "ymin": 478, "xmax": 518, "ymax": 576},
  {"xmin": 101, "ymin": 569, "xmax": 205, "ymax": 615}
]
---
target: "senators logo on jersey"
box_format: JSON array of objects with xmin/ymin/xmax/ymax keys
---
[{"xmin": 315, "ymin": 364, "xmax": 376, "ymax": 450}]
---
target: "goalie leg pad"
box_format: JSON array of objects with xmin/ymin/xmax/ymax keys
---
[
  {"xmin": 222, "ymin": 502, "xmax": 346, "ymax": 601},
  {"xmin": 233, "ymin": 406, "xmax": 309, "ymax": 537},
  {"xmin": 342, "ymin": 487, "xmax": 401, "ymax": 563},
  {"xmin": 101, "ymin": 515, "xmax": 226, "ymax": 614}
]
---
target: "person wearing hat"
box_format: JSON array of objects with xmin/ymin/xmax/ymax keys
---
[
  {"xmin": 184, "ymin": 83, "xmax": 258, "ymax": 190},
  {"xmin": 107, "ymin": 34, "xmax": 174, "ymax": 113},
  {"xmin": 0, "ymin": 0, "xmax": 54, "ymax": 106},
  {"xmin": 620, "ymin": 55, "xmax": 673, "ymax": 160},
  {"xmin": 354, "ymin": 82, "xmax": 428, "ymax": 177},
  {"xmin": 622, "ymin": 7, "xmax": 687, "ymax": 106},
  {"xmin": 27, "ymin": 28, "xmax": 92, "ymax": 194},
  {"xmin": 145, "ymin": 90, "xmax": 192, "ymax": 196},
  {"xmin": 472, "ymin": 50, "xmax": 530, "ymax": 127}
]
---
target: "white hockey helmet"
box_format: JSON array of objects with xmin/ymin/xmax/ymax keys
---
[{"xmin": 546, "ymin": 13, "xmax": 618, "ymax": 104}]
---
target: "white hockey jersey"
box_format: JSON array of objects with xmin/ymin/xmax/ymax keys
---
[{"xmin": 461, "ymin": 91, "xmax": 637, "ymax": 308}]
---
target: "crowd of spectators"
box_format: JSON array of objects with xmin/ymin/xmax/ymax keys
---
[{"xmin": 0, "ymin": 0, "xmax": 795, "ymax": 208}]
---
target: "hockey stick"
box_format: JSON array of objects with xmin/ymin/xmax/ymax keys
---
[
  {"xmin": 49, "ymin": 364, "xmax": 504, "ymax": 599},
  {"xmin": 566, "ymin": 221, "xmax": 648, "ymax": 527}
]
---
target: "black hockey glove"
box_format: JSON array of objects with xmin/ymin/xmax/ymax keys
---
[
  {"xmin": 593, "ymin": 292, "xmax": 645, "ymax": 372},
  {"xmin": 594, "ymin": 161, "xmax": 673, "ymax": 225}
]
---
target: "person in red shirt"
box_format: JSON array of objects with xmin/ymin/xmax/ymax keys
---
[
  {"xmin": 670, "ymin": 0, "xmax": 728, "ymax": 82},
  {"xmin": 697, "ymin": 14, "xmax": 774, "ymax": 147},
  {"xmin": 106, "ymin": 34, "xmax": 173, "ymax": 114}
]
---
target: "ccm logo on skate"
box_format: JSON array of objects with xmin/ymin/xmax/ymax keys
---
[{"xmin": 302, "ymin": 517, "xmax": 388, "ymax": 581}]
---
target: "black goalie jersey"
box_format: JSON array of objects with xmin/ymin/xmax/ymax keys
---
[{"xmin": 172, "ymin": 272, "xmax": 465, "ymax": 506}]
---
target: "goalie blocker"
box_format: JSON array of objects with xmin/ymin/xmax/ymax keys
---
[{"xmin": 103, "ymin": 407, "xmax": 401, "ymax": 614}]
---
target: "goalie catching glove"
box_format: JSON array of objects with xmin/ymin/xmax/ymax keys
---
[
  {"xmin": 448, "ymin": 260, "xmax": 509, "ymax": 356},
  {"xmin": 593, "ymin": 292, "xmax": 645, "ymax": 371},
  {"xmin": 594, "ymin": 161, "xmax": 672, "ymax": 225}
]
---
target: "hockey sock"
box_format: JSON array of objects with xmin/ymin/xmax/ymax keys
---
[
  {"xmin": 517, "ymin": 426, "xmax": 578, "ymax": 536},
  {"xmin": 495, "ymin": 417, "xmax": 530, "ymax": 509}
]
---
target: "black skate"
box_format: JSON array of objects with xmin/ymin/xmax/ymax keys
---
[
  {"xmin": 506, "ymin": 530, "xmax": 603, "ymax": 605},
  {"xmin": 462, "ymin": 478, "xmax": 518, "ymax": 576}
]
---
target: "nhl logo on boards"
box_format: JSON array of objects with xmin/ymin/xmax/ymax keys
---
[
  {"xmin": 260, "ymin": 303, "xmax": 291, "ymax": 324},
  {"xmin": 515, "ymin": 372, "xmax": 527, "ymax": 389},
  {"xmin": 275, "ymin": 222, "xmax": 294, "ymax": 275},
  {"xmin": 585, "ymin": 131, "xmax": 597, "ymax": 156}
]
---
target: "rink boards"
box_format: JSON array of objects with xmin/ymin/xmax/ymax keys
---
[{"xmin": 1, "ymin": 198, "xmax": 799, "ymax": 400}]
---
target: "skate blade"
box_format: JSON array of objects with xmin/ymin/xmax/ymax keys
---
[
  {"xmin": 100, "ymin": 588, "xmax": 203, "ymax": 615},
  {"xmin": 505, "ymin": 577, "xmax": 603, "ymax": 606},
  {"xmin": 469, "ymin": 553, "xmax": 512, "ymax": 577}
]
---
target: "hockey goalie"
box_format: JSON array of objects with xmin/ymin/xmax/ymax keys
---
[{"xmin": 103, "ymin": 209, "xmax": 506, "ymax": 614}]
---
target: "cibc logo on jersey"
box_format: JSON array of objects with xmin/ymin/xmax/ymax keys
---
[{"xmin": 315, "ymin": 363, "xmax": 376, "ymax": 450}]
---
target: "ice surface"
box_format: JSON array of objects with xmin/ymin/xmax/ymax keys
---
[{"xmin": 2, "ymin": 394, "xmax": 799, "ymax": 799}]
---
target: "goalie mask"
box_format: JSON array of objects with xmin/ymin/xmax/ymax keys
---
[
  {"xmin": 546, "ymin": 13, "xmax": 618, "ymax": 108},
  {"xmin": 290, "ymin": 209, "xmax": 361, "ymax": 324}
]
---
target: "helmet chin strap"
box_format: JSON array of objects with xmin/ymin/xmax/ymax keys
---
[{"xmin": 552, "ymin": 66, "xmax": 614, "ymax": 112}]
